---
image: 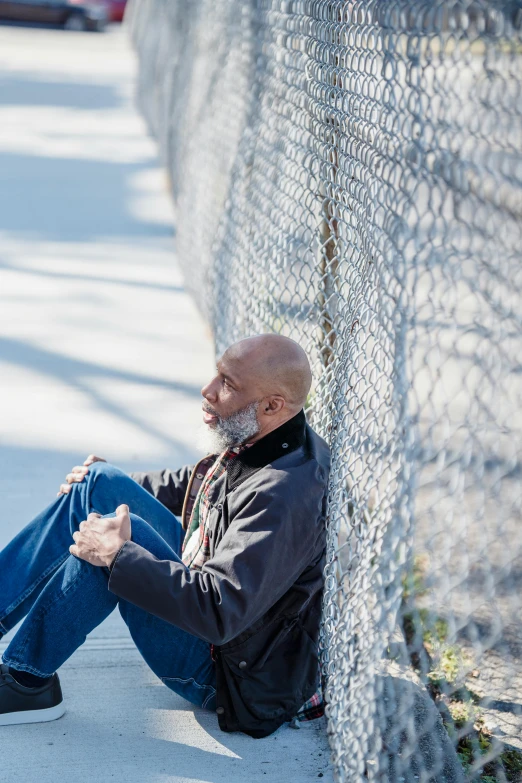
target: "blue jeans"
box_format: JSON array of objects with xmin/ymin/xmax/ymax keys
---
[{"xmin": 0, "ymin": 462, "xmax": 217, "ymax": 710}]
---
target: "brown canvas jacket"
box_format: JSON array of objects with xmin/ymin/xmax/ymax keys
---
[{"xmin": 108, "ymin": 410, "xmax": 330, "ymax": 737}]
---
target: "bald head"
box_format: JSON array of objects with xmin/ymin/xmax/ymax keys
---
[
  {"xmin": 200, "ymin": 334, "xmax": 313, "ymax": 448},
  {"xmin": 224, "ymin": 334, "xmax": 312, "ymax": 411}
]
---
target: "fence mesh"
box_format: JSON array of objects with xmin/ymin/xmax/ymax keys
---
[{"xmin": 127, "ymin": 1, "xmax": 522, "ymax": 780}]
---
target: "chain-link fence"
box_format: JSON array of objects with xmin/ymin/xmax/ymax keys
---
[{"xmin": 127, "ymin": 1, "xmax": 522, "ymax": 780}]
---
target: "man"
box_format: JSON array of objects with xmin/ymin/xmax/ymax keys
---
[{"xmin": 0, "ymin": 334, "xmax": 330, "ymax": 737}]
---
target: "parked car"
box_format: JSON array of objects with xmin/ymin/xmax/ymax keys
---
[
  {"xmin": 0, "ymin": 0, "xmax": 108, "ymax": 31},
  {"xmin": 103, "ymin": 0, "xmax": 125, "ymax": 22}
]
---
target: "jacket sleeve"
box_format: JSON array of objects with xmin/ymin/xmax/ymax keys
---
[
  {"xmin": 108, "ymin": 467, "xmax": 326, "ymax": 644},
  {"xmin": 130, "ymin": 465, "xmax": 194, "ymax": 516}
]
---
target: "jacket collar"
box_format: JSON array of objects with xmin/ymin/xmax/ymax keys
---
[{"xmin": 226, "ymin": 409, "xmax": 307, "ymax": 491}]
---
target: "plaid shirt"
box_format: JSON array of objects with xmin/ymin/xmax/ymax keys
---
[
  {"xmin": 181, "ymin": 447, "xmax": 240, "ymax": 569},
  {"xmin": 181, "ymin": 448, "xmax": 324, "ymax": 723}
]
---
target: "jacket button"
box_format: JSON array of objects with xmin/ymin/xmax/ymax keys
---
[
  {"xmin": 282, "ymin": 442, "xmax": 288, "ymax": 448},
  {"xmin": 217, "ymin": 503, "xmax": 223, "ymax": 510},
  {"xmin": 238, "ymin": 660, "xmax": 247, "ymax": 670},
  {"xmin": 196, "ymin": 473, "xmax": 204, "ymax": 479},
  {"xmin": 216, "ymin": 706, "xmax": 225, "ymax": 715}
]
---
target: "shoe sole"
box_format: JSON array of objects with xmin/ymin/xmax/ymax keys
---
[{"xmin": 0, "ymin": 701, "xmax": 65, "ymax": 726}]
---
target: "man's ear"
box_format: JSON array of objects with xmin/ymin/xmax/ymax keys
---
[{"xmin": 262, "ymin": 396, "xmax": 286, "ymax": 415}]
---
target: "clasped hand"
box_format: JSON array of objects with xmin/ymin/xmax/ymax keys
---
[
  {"xmin": 70, "ymin": 504, "xmax": 132, "ymax": 568},
  {"xmin": 58, "ymin": 453, "xmax": 106, "ymax": 496}
]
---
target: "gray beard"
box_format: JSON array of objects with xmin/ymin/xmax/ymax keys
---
[{"xmin": 197, "ymin": 401, "xmax": 261, "ymax": 454}]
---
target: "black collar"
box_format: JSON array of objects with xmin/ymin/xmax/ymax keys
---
[{"xmin": 226, "ymin": 410, "xmax": 307, "ymax": 491}]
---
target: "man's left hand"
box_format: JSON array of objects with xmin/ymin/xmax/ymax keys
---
[{"xmin": 70, "ymin": 504, "xmax": 131, "ymax": 568}]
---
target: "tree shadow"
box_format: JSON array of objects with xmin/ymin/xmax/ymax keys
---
[
  {"xmin": 0, "ymin": 72, "xmax": 122, "ymax": 111},
  {"xmin": 0, "ymin": 152, "xmax": 173, "ymax": 242},
  {"xmin": 0, "ymin": 336, "xmax": 202, "ymax": 452},
  {"xmin": 0, "ymin": 256, "xmax": 183, "ymax": 294}
]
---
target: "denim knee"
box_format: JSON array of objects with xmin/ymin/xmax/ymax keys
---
[
  {"xmin": 86, "ymin": 462, "xmax": 132, "ymax": 506},
  {"xmin": 87, "ymin": 461, "xmax": 128, "ymax": 483}
]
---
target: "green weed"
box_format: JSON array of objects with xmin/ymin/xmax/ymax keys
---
[{"xmin": 400, "ymin": 559, "xmax": 522, "ymax": 783}]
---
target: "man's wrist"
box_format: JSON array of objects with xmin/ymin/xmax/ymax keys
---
[{"xmin": 107, "ymin": 540, "xmax": 129, "ymax": 571}]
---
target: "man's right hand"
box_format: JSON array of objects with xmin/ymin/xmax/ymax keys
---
[{"xmin": 58, "ymin": 455, "xmax": 106, "ymax": 496}]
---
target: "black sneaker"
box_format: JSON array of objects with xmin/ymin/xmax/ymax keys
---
[{"xmin": 0, "ymin": 664, "xmax": 65, "ymax": 725}]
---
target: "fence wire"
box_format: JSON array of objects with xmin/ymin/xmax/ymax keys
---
[{"xmin": 127, "ymin": 1, "xmax": 522, "ymax": 780}]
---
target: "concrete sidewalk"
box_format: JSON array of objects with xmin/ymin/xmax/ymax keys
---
[{"xmin": 0, "ymin": 24, "xmax": 332, "ymax": 783}]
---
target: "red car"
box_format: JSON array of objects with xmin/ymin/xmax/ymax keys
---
[{"xmin": 103, "ymin": 0, "xmax": 125, "ymax": 21}]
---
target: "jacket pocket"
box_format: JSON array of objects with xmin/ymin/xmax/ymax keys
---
[{"xmin": 220, "ymin": 614, "xmax": 318, "ymax": 723}]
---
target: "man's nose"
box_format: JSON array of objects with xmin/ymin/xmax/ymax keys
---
[{"xmin": 201, "ymin": 379, "xmax": 217, "ymax": 401}]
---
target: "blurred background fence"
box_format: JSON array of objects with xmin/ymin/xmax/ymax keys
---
[{"xmin": 126, "ymin": 1, "xmax": 522, "ymax": 780}]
